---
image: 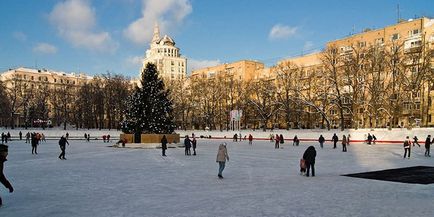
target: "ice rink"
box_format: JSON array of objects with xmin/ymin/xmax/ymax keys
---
[{"xmin": 1, "ymin": 135, "xmax": 433, "ymax": 217}]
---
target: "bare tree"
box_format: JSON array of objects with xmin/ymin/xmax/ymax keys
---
[{"xmin": 248, "ymin": 78, "xmax": 280, "ymax": 131}]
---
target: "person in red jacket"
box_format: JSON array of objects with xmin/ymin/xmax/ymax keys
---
[{"xmin": 0, "ymin": 144, "xmax": 14, "ymax": 207}]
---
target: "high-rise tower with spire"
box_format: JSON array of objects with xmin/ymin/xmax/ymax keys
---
[{"xmin": 142, "ymin": 23, "xmax": 187, "ymax": 81}]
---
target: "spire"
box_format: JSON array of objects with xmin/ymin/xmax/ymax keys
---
[{"xmin": 151, "ymin": 23, "xmax": 160, "ymax": 44}]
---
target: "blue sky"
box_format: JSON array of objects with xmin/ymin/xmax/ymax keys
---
[{"xmin": 0, "ymin": 0, "xmax": 433, "ymax": 78}]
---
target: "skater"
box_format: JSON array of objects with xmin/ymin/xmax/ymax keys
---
[
  {"xmin": 192, "ymin": 137, "xmax": 197, "ymax": 155},
  {"xmin": 299, "ymin": 158, "xmax": 306, "ymax": 175},
  {"xmin": 424, "ymin": 135, "xmax": 431, "ymax": 157},
  {"xmin": 216, "ymin": 143, "xmax": 229, "ymax": 179},
  {"xmin": 280, "ymin": 134, "xmax": 284, "ymax": 144},
  {"xmin": 19, "ymin": 131, "xmax": 22, "ymax": 140},
  {"xmin": 184, "ymin": 135, "xmax": 191, "ymax": 155},
  {"xmin": 31, "ymin": 133, "xmax": 38, "ymax": 154},
  {"xmin": 0, "ymin": 145, "xmax": 14, "ymax": 207},
  {"xmin": 342, "ymin": 135, "xmax": 347, "ymax": 152},
  {"xmin": 41, "ymin": 133, "xmax": 46, "ymax": 142},
  {"xmin": 58, "ymin": 136, "xmax": 69, "ymax": 160},
  {"xmin": 107, "ymin": 134, "xmax": 110, "ymax": 143},
  {"xmin": 87, "ymin": 134, "xmax": 90, "ymax": 142},
  {"xmin": 84, "ymin": 133, "xmax": 87, "ymax": 141},
  {"xmin": 332, "ymin": 133, "xmax": 338, "ymax": 149},
  {"xmin": 347, "ymin": 134, "xmax": 351, "ymax": 146},
  {"xmin": 248, "ymin": 134, "xmax": 253, "ymax": 145},
  {"xmin": 372, "ymin": 134, "xmax": 377, "ymax": 145},
  {"xmin": 303, "ymin": 146, "xmax": 317, "ymax": 177},
  {"xmin": 25, "ymin": 132, "xmax": 30, "ymax": 143},
  {"xmin": 367, "ymin": 133, "xmax": 373, "ymax": 145},
  {"xmin": 403, "ymin": 136, "xmax": 412, "ymax": 159},
  {"xmin": 318, "ymin": 135, "xmax": 325, "ymax": 149},
  {"xmin": 413, "ymin": 136, "xmax": 420, "ymax": 147},
  {"xmin": 102, "ymin": 135, "xmax": 106, "ymax": 143},
  {"xmin": 6, "ymin": 132, "xmax": 10, "ymax": 142},
  {"xmin": 161, "ymin": 135, "xmax": 167, "ymax": 156},
  {"xmin": 275, "ymin": 134, "xmax": 280, "ymax": 149},
  {"xmin": 65, "ymin": 132, "xmax": 69, "ymax": 140},
  {"xmin": 270, "ymin": 134, "xmax": 274, "ymax": 143},
  {"xmin": 293, "ymin": 135, "xmax": 298, "ymax": 146},
  {"xmin": 233, "ymin": 134, "xmax": 238, "ymax": 142}
]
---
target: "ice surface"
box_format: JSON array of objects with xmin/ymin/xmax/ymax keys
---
[{"xmin": 0, "ymin": 128, "xmax": 433, "ymax": 217}]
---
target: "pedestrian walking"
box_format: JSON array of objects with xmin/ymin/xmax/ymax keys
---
[
  {"xmin": 303, "ymin": 146, "xmax": 317, "ymax": 177},
  {"xmin": 403, "ymin": 136, "xmax": 412, "ymax": 159},
  {"xmin": 19, "ymin": 131, "xmax": 22, "ymax": 141},
  {"xmin": 216, "ymin": 143, "xmax": 229, "ymax": 179},
  {"xmin": 342, "ymin": 135, "xmax": 347, "ymax": 152},
  {"xmin": 107, "ymin": 134, "xmax": 110, "ymax": 143},
  {"xmin": 318, "ymin": 135, "xmax": 325, "ymax": 149},
  {"xmin": 0, "ymin": 145, "xmax": 14, "ymax": 207},
  {"xmin": 332, "ymin": 133, "xmax": 338, "ymax": 149},
  {"xmin": 25, "ymin": 132, "xmax": 30, "ymax": 143},
  {"xmin": 372, "ymin": 134, "xmax": 377, "ymax": 145},
  {"xmin": 367, "ymin": 133, "xmax": 373, "ymax": 145},
  {"xmin": 161, "ymin": 135, "xmax": 167, "ymax": 156},
  {"xmin": 424, "ymin": 135, "xmax": 431, "ymax": 157},
  {"xmin": 58, "ymin": 136, "xmax": 70, "ymax": 160}
]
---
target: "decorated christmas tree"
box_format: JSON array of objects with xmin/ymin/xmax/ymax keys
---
[{"xmin": 122, "ymin": 63, "xmax": 175, "ymax": 134}]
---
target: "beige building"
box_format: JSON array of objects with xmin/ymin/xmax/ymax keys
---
[
  {"xmin": 190, "ymin": 60, "xmax": 264, "ymax": 81},
  {"xmin": 142, "ymin": 24, "xmax": 187, "ymax": 81}
]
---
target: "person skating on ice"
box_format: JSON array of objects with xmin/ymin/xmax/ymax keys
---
[
  {"xmin": 161, "ymin": 135, "xmax": 168, "ymax": 156},
  {"xmin": 58, "ymin": 136, "xmax": 70, "ymax": 160},
  {"xmin": 216, "ymin": 143, "xmax": 229, "ymax": 179},
  {"xmin": 303, "ymin": 146, "xmax": 317, "ymax": 177},
  {"xmin": 0, "ymin": 144, "xmax": 14, "ymax": 207}
]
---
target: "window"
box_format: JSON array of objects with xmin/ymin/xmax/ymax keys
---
[
  {"xmin": 391, "ymin": 33, "xmax": 400, "ymax": 41},
  {"xmin": 61, "ymin": 79, "xmax": 63, "ymax": 84},
  {"xmin": 31, "ymin": 76, "xmax": 34, "ymax": 80},
  {"xmin": 409, "ymin": 29, "xmax": 421, "ymax": 36},
  {"xmin": 358, "ymin": 41, "xmax": 366, "ymax": 47},
  {"xmin": 54, "ymin": 79, "xmax": 57, "ymax": 83},
  {"xmin": 410, "ymin": 40, "xmax": 422, "ymax": 48},
  {"xmin": 375, "ymin": 38, "xmax": 384, "ymax": 45}
]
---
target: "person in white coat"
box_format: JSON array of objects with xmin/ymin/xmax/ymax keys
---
[{"xmin": 216, "ymin": 143, "xmax": 229, "ymax": 178}]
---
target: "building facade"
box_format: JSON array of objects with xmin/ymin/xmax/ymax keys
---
[{"xmin": 142, "ymin": 24, "xmax": 187, "ymax": 81}]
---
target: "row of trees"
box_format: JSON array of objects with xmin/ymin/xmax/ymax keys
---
[
  {"xmin": 168, "ymin": 41, "xmax": 433, "ymax": 131},
  {"xmin": 0, "ymin": 73, "xmax": 131, "ymax": 130}
]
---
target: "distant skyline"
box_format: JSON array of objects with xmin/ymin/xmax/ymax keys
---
[{"xmin": 1, "ymin": 0, "xmax": 433, "ymax": 78}]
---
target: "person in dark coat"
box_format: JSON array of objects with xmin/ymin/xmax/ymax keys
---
[
  {"xmin": 19, "ymin": 131, "xmax": 22, "ymax": 140},
  {"xmin": 413, "ymin": 136, "xmax": 420, "ymax": 147},
  {"xmin": 58, "ymin": 136, "xmax": 70, "ymax": 160},
  {"xmin": 303, "ymin": 146, "xmax": 317, "ymax": 177},
  {"xmin": 318, "ymin": 135, "xmax": 325, "ymax": 149},
  {"xmin": 6, "ymin": 132, "xmax": 10, "ymax": 142},
  {"xmin": 192, "ymin": 137, "xmax": 197, "ymax": 155},
  {"xmin": 342, "ymin": 135, "xmax": 347, "ymax": 152},
  {"xmin": 424, "ymin": 135, "xmax": 431, "ymax": 157},
  {"xmin": 31, "ymin": 133, "xmax": 38, "ymax": 154},
  {"xmin": 279, "ymin": 134, "xmax": 284, "ymax": 144},
  {"xmin": 403, "ymin": 136, "xmax": 412, "ymax": 159},
  {"xmin": 25, "ymin": 132, "xmax": 30, "ymax": 143},
  {"xmin": 0, "ymin": 144, "xmax": 14, "ymax": 206},
  {"xmin": 275, "ymin": 134, "xmax": 280, "ymax": 149},
  {"xmin": 107, "ymin": 134, "xmax": 110, "ymax": 143},
  {"xmin": 161, "ymin": 135, "xmax": 168, "ymax": 156},
  {"xmin": 332, "ymin": 133, "xmax": 338, "ymax": 149},
  {"xmin": 367, "ymin": 133, "xmax": 373, "ymax": 145},
  {"xmin": 184, "ymin": 136, "xmax": 191, "ymax": 155}
]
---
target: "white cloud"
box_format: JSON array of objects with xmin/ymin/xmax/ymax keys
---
[
  {"xmin": 268, "ymin": 24, "xmax": 297, "ymax": 40},
  {"xmin": 124, "ymin": 55, "xmax": 143, "ymax": 69},
  {"xmin": 13, "ymin": 31, "xmax": 27, "ymax": 41},
  {"xmin": 188, "ymin": 59, "xmax": 221, "ymax": 74},
  {"xmin": 33, "ymin": 43, "xmax": 58, "ymax": 54},
  {"xmin": 123, "ymin": 0, "xmax": 192, "ymax": 45},
  {"xmin": 48, "ymin": 0, "xmax": 118, "ymax": 53}
]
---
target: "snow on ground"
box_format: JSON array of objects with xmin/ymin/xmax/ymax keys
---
[{"xmin": 0, "ymin": 130, "xmax": 433, "ymax": 217}]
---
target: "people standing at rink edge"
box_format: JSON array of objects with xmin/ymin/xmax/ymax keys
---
[
  {"xmin": 192, "ymin": 137, "xmax": 197, "ymax": 155},
  {"xmin": 403, "ymin": 136, "xmax": 412, "ymax": 159},
  {"xmin": 184, "ymin": 135, "xmax": 191, "ymax": 155},
  {"xmin": 274, "ymin": 134, "xmax": 280, "ymax": 149},
  {"xmin": 424, "ymin": 135, "xmax": 431, "ymax": 157},
  {"xmin": 0, "ymin": 144, "xmax": 14, "ymax": 207},
  {"xmin": 216, "ymin": 143, "xmax": 229, "ymax": 179}
]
